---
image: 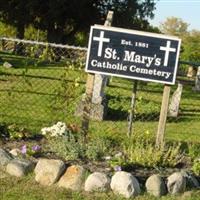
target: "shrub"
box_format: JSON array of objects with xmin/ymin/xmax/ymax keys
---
[
  {"xmin": 0, "ymin": 22, "xmax": 16, "ymax": 37},
  {"xmin": 187, "ymin": 143, "xmax": 200, "ymax": 160},
  {"xmin": 47, "ymin": 134, "xmax": 86, "ymax": 160},
  {"xmin": 86, "ymin": 137, "xmax": 112, "ymax": 161},
  {"xmin": 124, "ymin": 139, "xmax": 184, "ymax": 168},
  {"xmin": 24, "ymin": 25, "xmax": 47, "ymax": 41},
  {"xmin": 192, "ymin": 159, "xmax": 200, "ymax": 176}
]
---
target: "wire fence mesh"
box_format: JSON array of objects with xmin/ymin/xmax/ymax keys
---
[{"xmin": 0, "ymin": 37, "xmax": 199, "ymax": 141}]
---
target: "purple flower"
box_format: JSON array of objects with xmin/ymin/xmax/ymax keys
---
[
  {"xmin": 32, "ymin": 145, "xmax": 41, "ymax": 152},
  {"xmin": 21, "ymin": 145, "xmax": 27, "ymax": 154},
  {"xmin": 114, "ymin": 165, "xmax": 122, "ymax": 171}
]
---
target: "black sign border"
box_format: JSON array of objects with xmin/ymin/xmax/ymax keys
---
[{"xmin": 85, "ymin": 25, "xmax": 181, "ymax": 85}]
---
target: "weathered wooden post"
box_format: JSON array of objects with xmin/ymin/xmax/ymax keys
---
[
  {"xmin": 127, "ymin": 80, "xmax": 138, "ymax": 137},
  {"xmin": 156, "ymin": 85, "xmax": 171, "ymax": 147}
]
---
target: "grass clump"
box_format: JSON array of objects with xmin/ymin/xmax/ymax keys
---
[
  {"xmin": 122, "ymin": 131, "xmax": 185, "ymax": 168},
  {"xmin": 46, "ymin": 133, "xmax": 114, "ymax": 162}
]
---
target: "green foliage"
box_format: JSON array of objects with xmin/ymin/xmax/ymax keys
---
[
  {"xmin": 47, "ymin": 133, "xmax": 86, "ymax": 160},
  {"xmin": 7, "ymin": 124, "xmax": 27, "ymax": 140},
  {"xmin": 50, "ymin": 66, "xmax": 82, "ymax": 115},
  {"xmin": 192, "ymin": 159, "xmax": 200, "ymax": 176},
  {"xmin": 85, "ymin": 136, "xmax": 112, "ymax": 161},
  {"xmin": 24, "ymin": 25, "xmax": 47, "ymax": 41},
  {"xmin": 0, "ymin": 0, "xmax": 156, "ymax": 44},
  {"xmin": 74, "ymin": 32, "xmax": 88, "ymax": 46},
  {"xmin": 181, "ymin": 30, "xmax": 200, "ymax": 62},
  {"xmin": 187, "ymin": 143, "xmax": 200, "ymax": 160},
  {"xmin": 159, "ymin": 17, "xmax": 189, "ymax": 36},
  {"xmin": 47, "ymin": 134, "xmax": 114, "ymax": 162},
  {"xmin": 0, "ymin": 22, "xmax": 16, "ymax": 37},
  {"xmin": 123, "ymin": 134, "xmax": 184, "ymax": 168}
]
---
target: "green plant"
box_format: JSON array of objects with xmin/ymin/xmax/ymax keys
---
[
  {"xmin": 7, "ymin": 124, "xmax": 27, "ymax": 139},
  {"xmin": 24, "ymin": 25, "xmax": 47, "ymax": 41},
  {"xmin": 188, "ymin": 143, "xmax": 200, "ymax": 160},
  {"xmin": 86, "ymin": 137, "xmax": 112, "ymax": 161},
  {"xmin": 47, "ymin": 134, "xmax": 86, "ymax": 160},
  {"xmin": 192, "ymin": 159, "xmax": 200, "ymax": 176},
  {"xmin": 124, "ymin": 139, "xmax": 184, "ymax": 168},
  {"xmin": 0, "ymin": 22, "xmax": 16, "ymax": 37}
]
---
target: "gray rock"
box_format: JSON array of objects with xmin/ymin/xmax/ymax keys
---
[
  {"xmin": 168, "ymin": 83, "xmax": 183, "ymax": 117},
  {"xmin": 9, "ymin": 148, "xmax": 21, "ymax": 157},
  {"xmin": 6, "ymin": 159, "xmax": 35, "ymax": 177},
  {"xmin": 145, "ymin": 174, "xmax": 167, "ymax": 197},
  {"xmin": 34, "ymin": 158, "xmax": 65, "ymax": 186},
  {"xmin": 58, "ymin": 165, "xmax": 85, "ymax": 191},
  {"xmin": 85, "ymin": 172, "xmax": 110, "ymax": 192},
  {"xmin": 193, "ymin": 66, "xmax": 200, "ymax": 91},
  {"xmin": 181, "ymin": 171, "xmax": 200, "ymax": 189},
  {"xmin": 167, "ymin": 172, "xmax": 186, "ymax": 194},
  {"xmin": 110, "ymin": 171, "xmax": 141, "ymax": 198},
  {"xmin": 3, "ymin": 61, "xmax": 13, "ymax": 68},
  {"xmin": 0, "ymin": 148, "xmax": 13, "ymax": 167}
]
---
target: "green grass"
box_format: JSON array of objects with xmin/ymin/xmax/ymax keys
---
[
  {"xmin": 0, "ymin": 52, "xmax": 200, "ymax": 199},
  {"xmin": 0, "ymin": 52, "xmax": 200, "ymax": 143},
  {"xmin": 1, "ymin": 173, "xmax": 200, "ymax": 200}
]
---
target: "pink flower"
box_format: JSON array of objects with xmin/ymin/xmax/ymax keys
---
[
  {"xmin": 32, "ymin": 145, "xmax": 41, "ymax": 152},
  {"xmin": 114, "ymin": 165, "xmax": 122, "ymax": 171},
  {"xmin": 21, "ymin": 145, "xmax": 27, "ymax": 154}
]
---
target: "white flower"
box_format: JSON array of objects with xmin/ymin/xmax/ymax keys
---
[{"xmin": 41, "ymin": 122, "xmax": 68, "ymax": 137}]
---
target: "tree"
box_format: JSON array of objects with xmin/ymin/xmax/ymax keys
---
[
  {"xmin": 0, "ymin": 0, "xmax": 32, "ymax": 39},
  {"xmin": 181, "ymin": 30, "xmax": 200, "ymax": 62},
  {"xmin": 159, "ymin": 17, "xmax": 189, "ymax": 37},
  {"xmin": 0, "ymin": 0, "xmax": 156, "ymax": 44}
]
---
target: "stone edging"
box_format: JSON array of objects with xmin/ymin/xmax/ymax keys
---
[{"xmin": 1, "ymin": 148, "xmax": 200, "ymax": 198}]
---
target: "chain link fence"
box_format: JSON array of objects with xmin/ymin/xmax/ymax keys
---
[{"xmin": 0, "ymin": 37, "xmax": 199, "ymax": 141}]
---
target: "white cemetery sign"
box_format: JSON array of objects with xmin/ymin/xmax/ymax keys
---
[{"xmin": 86, "ymin": 25, "xmax": 181, "ymax": 85}]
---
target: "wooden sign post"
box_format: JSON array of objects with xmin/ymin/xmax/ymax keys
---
[
  {"xmin": 81, "ymin": 11, "xmax": 113, "ymax": 139},
  {"xmin": 127, "ymin": 80, "xmax": 138, "ymax": 137},
  {"xmin": 156, "ymin": 85, "xmax": 171, "ymax": 147}
]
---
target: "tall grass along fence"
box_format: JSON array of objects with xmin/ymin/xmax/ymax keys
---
[{"xmin": 0, "ymin": 37, "xmax": 199, "ymax": 142}]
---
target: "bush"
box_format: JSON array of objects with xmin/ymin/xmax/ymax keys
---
[
  {"xmin": 0, "ymin": 22, "xmax": 16, "ymax": 37},
  {"xmin": 124, "ymin": 138, "xmax": 185, "ymax": 168},
  {"xmin": 47, "ymin": 134, "xmax": 86, "ymax": 160},
  {"xmin": 187, "ymin": 143, "xmax": 200, "ymax": 160},
  {"xmin": 24, "ymin": 25, "xmax": 47, "ymax": 41},
  {"xmin": 192, "ymin": 159, "xmax": 200, "ymax": 176},
  {"xmin": 86, "ymin": 137, "xmax": 112, "ymax": 161}
]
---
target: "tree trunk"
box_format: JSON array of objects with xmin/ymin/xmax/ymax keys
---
[
  {"xmin": 14, "ymin": 25, "xmax": 25, "ymax": 55},
  {"xmin": 47, "ymin": 27, "xmax": 64, "ymax": 62}
]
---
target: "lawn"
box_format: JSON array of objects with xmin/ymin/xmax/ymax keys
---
[
  {"xmin": 0, "ymin": 52, "xmax": 200, "ymax": 200},
  {"xmin": 0, "ymin": 52, "xmax": 199, "ymax": 143},
  {"xmin": 1, "ymin": 172, "xmax": 200, "ymax": 200}
]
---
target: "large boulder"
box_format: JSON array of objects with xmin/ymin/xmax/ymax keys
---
[
  {"xmin": 58, "ymin": 165, "xmax": 85, "ymax": 191},
  {"xmin": 181, "ymin": 171, "xmax": 199, "ymax": 189},
  {"xmin": 110, "ymin": 171, "xmax": 141, "ymax": 198},
  {"xmin": 167, "ymin": 172, "xmax": 186, "ymax": 194},
  {"xmin": 85, "ymin": 172, "xmax": 110, "ymax": 192},
  {"xmin": 0, "ymin": 148, "xmax": 13, "ymax": 167},
  {"xmin": 6, "ymin": 159, "xmax": 35, "ymax": 177},
  {"xmin": 34, "ymin": 159, "xmax": 65, "ymax": 186},
  {"xmin": 145, "ymin": 174, "xmax": 167, "ymax": 197}
]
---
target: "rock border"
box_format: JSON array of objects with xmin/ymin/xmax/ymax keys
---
[{"xmin": 1, "ymin": 148, "xmax": 200, "ymax": 199}]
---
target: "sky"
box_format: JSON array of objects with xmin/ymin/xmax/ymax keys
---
[{"xmin": 149, "ymin": 0, "xmax": 200, "ymax": 30}]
